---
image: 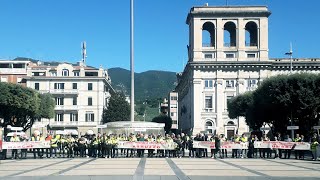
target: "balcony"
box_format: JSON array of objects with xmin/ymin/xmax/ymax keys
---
[
  {"xmin": 49, "ymin": 121, "xmax": 98, "ymax": 127},
  {"xmin": 55, "ymin": 105, "xmax": 79, "ymax": 111},
  {"xmin": 50, "ymin": 89, "xmax": 78, "ymax": 94}
]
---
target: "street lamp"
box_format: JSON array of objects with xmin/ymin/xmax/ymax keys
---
[
  {"xmin": 130, "ymin": 0, "xmax": 135, "ymax": 122},
  {"xmin": 285, "ymin": 43, "xmax": 293, "ymax": 74}
]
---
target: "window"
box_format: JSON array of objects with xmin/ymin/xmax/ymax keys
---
[
  {"xmin": 73, "ymin": 71, "xmax": 80, "ymax": 76},
  {"xmin": 171, "ymin": 96, "xmax": 177, "ymax": 101},
  {"xmin": 226, "ymin": 96, "xmax": 234, "ymax": 109},
  {"xmin": 226, "ymin": 53, "xmax": 235, "ymax": 58},
  {"xmin": 204, "ymin": 54, "xmax": 213, "ymax": 59},
  {"xmin": 51, "ymin": 71, "xmax": 57, "ymax": 76},
  {"xmin": 35, "ymin": 83, "xmax": 39, "ymax": 90},
  {"xmin": 73, "ymin": 97, "xmax": 77, "ymax": 105},
  {"xmin": 85, "ymin": 72, "xmax": 98, "ymax": 76},
  {"xmin": 247, "ymin": 53, "xmax": 256, "ymax": 58},
  {"xmin": 88, "ymin": 83, "xmax": 93, "ymax": 90},
  {"xmin": 54, "ymin": 83, "xmax": 64, "ymax": 89},
  {"xmin": 72, "ymin": 83, "xmax": 77, "ymax": 89},
  {"xmin": 202, "ymin": 22, "xmax": 215, "ymax": 47},
  {"xmin": 55, "ymin": 97, "xmax": 64, "ymax": 105},
  {"xmin": 85, "ymin": 113, "xmax": 94, "ymax": 122},
  {"xmin": 205, "ymin": 121, "xmax": 215, "ymax": 134},
  {"xmin": 245, "ymin": 21, "xmax": 258, "ymax": 47},
  {"xmin": 170, "ymin": 104, "xmax": 177, "ymax": 108},
  {"xmin": 204, "ymin": 80, "xmax": 214, "ymax": 88},
  {"xmin": 70, "ymin": 113, "xmax": 78, "ymax": 122},
  {"xmin": 88, "ymin": 97, "xmax": 92, "ymax": 106},
  {"xmin": 170, "ymin": 112, "xmax": 176, "ymax": 117},
  {"xmin": 62, "ymin": 69, "xmax": 69, "ymax": 76},
  {"xmin": 226, "ymin": 80, "xmax": 235, "ymax": 88},
  {"xmin": 224, "ymin": 21, "xmax": 237, "ymax": 47},
  {"xmin": 248, "ymin": 79, "xmax": 257, "ymax": 87},
  {"xmin": 0, "ymin": 76, "xmax": 8, "ymax": 82},
  {"xmin": 205, "ymin": 96, "xmax": 213, "ymax": 109},
  {"xmin": 55, "ymin": 113, "xmax": 64, "ymax": 122},
  {"xmin": 17, "ymin": 77, "xmax": 22, "ymax": 83},
  {"xmin": 13, "ymin": 63, "xmax": 24, "ymax": 68}
]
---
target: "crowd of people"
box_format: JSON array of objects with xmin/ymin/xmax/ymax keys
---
[{"xmin": 1, "ymin": 131, "xmax": 320, "ymax": 161}]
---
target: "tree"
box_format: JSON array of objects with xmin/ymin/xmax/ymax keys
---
[
  {"xmin": 0, "ymin": 82, "xmax": 40, "ymax": 131},
  {"xmin": 38, "ymin": 93, "xmax": 55, "ymax": 119},
  {"xmin": 227, "ymin": 73, "xmax": 320, "ymax": 136},
  {"xmin": 102, "ymin": 92, "xmax": 130, "ymax": 123},
  {"xmin": 152, "ymin": 114, "xmax": 172, "ymax": 134}
]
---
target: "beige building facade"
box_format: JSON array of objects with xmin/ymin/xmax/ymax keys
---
[
  {"xmin": 175, "ymin": 5, "xmax": 320, "ymax": 138},
  {"xmin": 25, "ymin": 61, "xmax": 114, "ymax": 135}
]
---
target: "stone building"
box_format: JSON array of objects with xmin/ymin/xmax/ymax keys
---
[{"xmin": 175, "ymin": 5, "xmax": 320, "ymax": 138}]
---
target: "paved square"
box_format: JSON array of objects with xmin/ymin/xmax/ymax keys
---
[{"xmin": 1, "ymin": 158, "xmax": 320, "ymax": 180}]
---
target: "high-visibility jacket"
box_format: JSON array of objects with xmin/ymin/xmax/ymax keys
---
[
  {"xmin": 311, "ymin": 141, "xmax": 319, "ymax": 150},
  {"xmin": 31, "ymin": 136, "xmax": 40, "ymax": 141},
  {"xmin": 240, "ymin": 137, "xmax": 248, "ymax": 142},
  {"xmin": 294, "ymin": 137, "xmax": 302, "ymax": 142},
  {"xmin": 10, "ymin": 136, "xmax": 20, "ymax": 142},
  {"xmin": 51, "ymin": 138, "xmax": 58, "ymax": 148}
]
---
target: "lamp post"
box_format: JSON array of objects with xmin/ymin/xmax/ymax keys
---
[
  {"xmin": 130, "ymin": 0, "xmax": 135, "ymax": 122},
  {"xmin": 285, "ymin": 43, "xmax": 293, "ymax": 74}
]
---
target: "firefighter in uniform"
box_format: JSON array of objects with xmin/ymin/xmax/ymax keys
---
[
  {"xmin": 10, "ymin": 133, "xmax": 20, "ymax": 159},
  {"xmin": 147, "ymin": 135, "xmax": 154, "ymax": 157},
  {"xmin": 50, "ymin": 135, "xmax": 59, "ymax": 158},
  {"xmin": 31, "ymin": 133, "xmax": 40, "ymax": 159}
]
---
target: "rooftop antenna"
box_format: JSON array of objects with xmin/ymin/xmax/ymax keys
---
[
  {"xmin": 82, "ymin": 41, "xmax": 87, "ymax": 65},
  {"xmin": 226, "ymin": 0, "xmax": 229, "ymax": 6}
]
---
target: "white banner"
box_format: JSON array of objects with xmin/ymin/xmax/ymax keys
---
[
  {"xmin": 254, "ymin": 141, "xmax": 310, "ymax": 150},
  {"xmin": 117, "ymin": 141, "xmax": 176, "ymax": 150},
  {"xmin": 193, "ymin": 141, "xmax": 310, "ymax": 150},
  {"xmin": 3, "ymin": 141, "xmax": 50, "ymax": 150},
  {"xmin": 193, "ymin": 141, "xmax": 248, "ymax": 149}
]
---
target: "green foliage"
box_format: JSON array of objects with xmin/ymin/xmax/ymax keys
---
[
  {"xmin": 152, "ymin": 114, "xmax": 172, "ymax": 134},
  {"xmin": 228, "ymin": 73, "xmax": 320, "ymax": 135},
  {"xmin": 102, "ymin": 92, "xmax": 130, "ymax": 123},
  {"xmin": 38, "ymin": 93, "xmax": 55, "ymax": 119},
  {"xmin": 108, "ymin": 68, "xmax": 176, "ymax": 102},
  {"xmin": 0, "ymin": 82, "xmax": 41, "ymax": 131}
]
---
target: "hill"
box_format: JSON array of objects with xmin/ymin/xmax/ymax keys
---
[{"xmin": 108, "ymin": 67, "xmax": 177, "ymax": 102}]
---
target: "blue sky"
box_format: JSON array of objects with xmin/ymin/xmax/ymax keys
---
[{"xmin": 0, "ymin": 0, "xmax": 319, "ymax": 72}]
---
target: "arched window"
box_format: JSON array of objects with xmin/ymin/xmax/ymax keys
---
[
  {"xmin": 202, "ymin": 22, "xmax": 215, "ymax": 47},
  {"xmin": 245, "ymin": 22, "xmax": 258, "ymax": 46},
  {"xmin": 227, "ymin": 121, "xmax": 235, "ymax": 126},
  {"xmin": 224, "ymin": 22, "xmax": 237, "ymax": 47},
  {"xmin": 62, "ymin": 69, "xmax": 69, "ymax": 76},
  {"xmin": 205, "ymin": 120, "xmax": 216, "ymax": 134}
]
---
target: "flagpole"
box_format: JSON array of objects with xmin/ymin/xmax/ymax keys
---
[{"xmin": 130, "ymin": 0, "xmax": 135, "ymax": 122}]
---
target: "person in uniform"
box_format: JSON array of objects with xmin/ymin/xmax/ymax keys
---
[
  {"xmin": 137, "ymin": 133, "xmax": 145, "ymax": 157},
  {"xmin": 10, "ymin": 133, "xmax": 20, "ymax": 159},
  {"xmin": 247, "ymin": 134, "xmax": 255, "ymax": 158},
  {"xmin": 156, "ymin": 134, "xmax": 164, "ymax": 157},
  {"xmin": 50, "ymin": 134, "xmax": 59, "ymax": 158},
  {"xmin": 111, "ymin": 134, "xmax": 119, "ymax": 158},
  {"xmin": 174, "ymin": 134, "xmax": 183, "ymax": 158},
  {"xmin": 78, "ymin": 135, "xmax": 86, "ymax": 158},
  {"xmin": 311, "ymin": 137, "xmax": 319, "ymax": 160},
  {"xmin": 106, "ymin": 135, "xmax": 113, "ymax": 158},
  {"xmin": 240, "ymin": 134, "xmax": 248, "ymax": 158},
  {"xmin": 232, "ymin": 134, "xmax": 240, "ymax": 158},
  {"xmin": 31, "ymin": 132, "xmax": 40, "ymax": 159},
  {"xmin": 39, "ymin": 133, "xmax": 45, "ymax": 158},
  {"xmin": 294, "ymin": 134, "xmax": 302, "ymax": 159},
  {"xmin": 45, "ymin": 134, "xmax": 52, "ymax": 158},
  {"xmin": 284, "ymin": 135, "xmax": 292, "ymax": 159},
  {"xmin": 187, "ymin": 135, "xmax": 194, "ymax": 158},
  {"xmin": 20, "ymin": 134, "xmax": 28, "ymax": 159},
  {"xmin": 147, "ymin": 135, "xmax": 155, "ymax": 157},
  {"xmin": 66, "ymin": 134, "xmax": 75, "ymax": 158}
]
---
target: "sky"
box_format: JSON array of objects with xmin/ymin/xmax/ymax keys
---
[{"xmin": 0, "ymin": 0, "xmax": 319, "ymax": 73}]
